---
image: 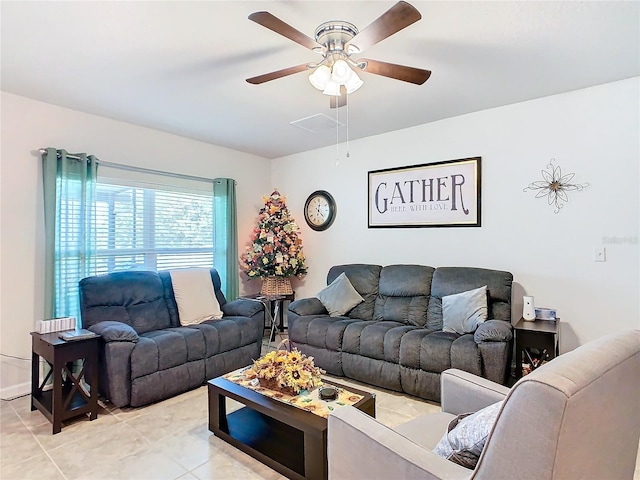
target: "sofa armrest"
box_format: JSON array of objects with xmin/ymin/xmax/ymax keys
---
[
  {"xmin": 88, "ymin": 321, "xmax": 138, "ymax": 343},
  {"xmin": 328, "ymin": 407, "xmax": 472, "ymax": 480},
  {"xmin": 474, "ymin": 320, "xmax": 513, "ymax": 343},
  {"xmin": 288, "ymin": 297, "xmax": 327, "ymax": 316},
  {"xmin": 222, "ymin": 298, "xmax": 265, "ymax": 318},
  {"xmin": 441, "ymin": 369, "xmax": 509, "ymax": 415}
]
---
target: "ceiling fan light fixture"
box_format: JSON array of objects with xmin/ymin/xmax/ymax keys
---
[
  {"xmin": 322, "ymin": 79, "xmax": 342, "ymax": 96},
  {"xmin": 247, "ymin": 2, "xmax": 431, "ymax": 105},
  {"xmin": 344, "ymin": 70, "xmax": 364, "ymax": 94},
  {"xmin": 309, "ymin": 65, "xmax": 331, "ymax": 90},
  {"xmin": 331, "ymin": 59, "xmax": 352, "ymax": 83}
]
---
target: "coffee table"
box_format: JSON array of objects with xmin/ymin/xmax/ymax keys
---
[{"xmin": 208, "ymin": 375, "xmax": 376, "ymax": 480}]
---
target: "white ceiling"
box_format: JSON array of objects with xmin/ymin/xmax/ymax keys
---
[{"xmin": 2, "ymin": 1, "xmax": 638, "ymax": 159}]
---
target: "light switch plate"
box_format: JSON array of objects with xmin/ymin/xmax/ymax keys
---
[{"xmin": 594, "ymin": 247, "xmax": 606, "ymax": 262}]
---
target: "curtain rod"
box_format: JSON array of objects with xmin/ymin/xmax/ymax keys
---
[
  {"xmin": 38, "ymin": 148, "xmax": 86, "ymax": 161},
  {"xmin": 38, "ymin": 148, "xmax": 217, "ymax": 184}
]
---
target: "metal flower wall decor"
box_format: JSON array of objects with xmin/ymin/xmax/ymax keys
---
[{"xmin": 524, "ymin": 159, "xmax": 589, "ymax": 213}]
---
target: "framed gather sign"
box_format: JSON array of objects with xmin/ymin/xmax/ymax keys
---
[{"xmin": 368, "ymin": 157, "xmax": 482, "ymax": 228}]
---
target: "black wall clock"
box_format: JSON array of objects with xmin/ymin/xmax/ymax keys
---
[{"xmin": 304, "ymin": 190, "xmax": 336, "ymax": 231}]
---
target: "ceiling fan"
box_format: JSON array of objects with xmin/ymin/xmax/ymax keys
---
[{"xmin": 246, "ymin": 1, "xmax": 431, "ymax": 108}]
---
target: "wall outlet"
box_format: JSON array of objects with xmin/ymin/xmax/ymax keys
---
[{"xmin": 594, "ymin": 247, "xmax": 606, "ymax": 262}]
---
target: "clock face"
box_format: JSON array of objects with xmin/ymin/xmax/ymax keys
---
[{"xmin": 304, "ymin": 191, "xmax": 336, "ymax": 231}]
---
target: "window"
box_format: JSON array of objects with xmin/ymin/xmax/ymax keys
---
[
  {"xmin": 95, "ymin": 171, "xmax": 214, "ymax": 274},
  {"xmin": 43, "ymin": 149, "xmax": 226, "ymax": 322}
]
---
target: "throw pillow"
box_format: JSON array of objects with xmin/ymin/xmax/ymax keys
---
[
  {"xmin": 170, "ymin": 268, "xmax": 223, "ymax": 325},
  {"xmin": 433, "ymin": 400, "xmax": 503, "ymax": 469},
  {"xmin": 316, "ymin": 272, "xmax": 364, "ymax": 317},
  {"xmin": 442, "ymin": 285, "xmax": 488, "ymax": 335}
]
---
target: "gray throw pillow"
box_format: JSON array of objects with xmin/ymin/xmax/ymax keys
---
[
  {"xmin": 316, "ymin": 272, "xmax": 364, "ymax": 317},
  {"xmin": 442, "ymin": 285, "xmax": 488, "ymax": 334},
  {"xmin": 433, "ymin": 401, "xmax": 503, "ymax": 469}
]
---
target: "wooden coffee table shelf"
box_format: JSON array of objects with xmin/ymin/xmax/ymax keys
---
[{"xmin": 208, "ymin": 376, "xmax": 375, "ymax": 480}]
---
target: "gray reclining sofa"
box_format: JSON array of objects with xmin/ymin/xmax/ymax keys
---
[
  {"xmin": 79, "ymin": 268, "xmax": 264, "ymax": 407},
  {"xmin": 288, "ymin": 264, "xmax": 513, "ymax": 402}
]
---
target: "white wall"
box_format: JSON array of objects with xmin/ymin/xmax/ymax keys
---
[
  {"xmin": 0, "ymin": 92, "xmax": 271, "ymax": 398},
  {"xmin": 2, "ymin": 79, "xmax": 638, "ymax": 398},
  {"xmin": 272, "ymin": 78, "xmax": 640, "ymax": 353}
]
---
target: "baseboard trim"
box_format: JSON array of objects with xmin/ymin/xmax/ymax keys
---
[{"xmin": 1, "ymin": 382, "xmax": 30, "ymax": 401}]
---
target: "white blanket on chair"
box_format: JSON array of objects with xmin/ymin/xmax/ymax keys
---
[{"xmin": 169, "ymin": 268, "xmax": 223, "ymax": 325}]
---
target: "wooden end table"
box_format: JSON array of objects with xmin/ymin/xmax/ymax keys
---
[
  {"xmin": 208, "ymin": 376, "xmax": 375, "ymax": 480},
  {"xmin": 30, "ymin": 331, "xmax": 100, "ymax": 434},
  {"xmin": 514, "ymin": 317, "xmax": 560, "ymax": 380}
]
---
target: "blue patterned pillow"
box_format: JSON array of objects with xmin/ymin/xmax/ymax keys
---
[{"xmin": 433, "ymin": 401, "xmax": 503, "ymax": 469}]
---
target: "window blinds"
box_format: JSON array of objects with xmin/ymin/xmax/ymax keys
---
[{"xmin": 95, "ymin": 166, "xmax": 214, "ymax": 274}]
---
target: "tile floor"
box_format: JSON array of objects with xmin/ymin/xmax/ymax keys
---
[
  {"xmin": 0, "ymin": 335, "xmax": 441, "ymax": 480},
  {"xmin": 2, "ymin": 334, "xmax": 638, "ymax": 480}
]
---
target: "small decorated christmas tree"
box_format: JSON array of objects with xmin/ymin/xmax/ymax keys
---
[{"xmin": 240, "ymin": 190, "xmax": 307, "ymax": 291}]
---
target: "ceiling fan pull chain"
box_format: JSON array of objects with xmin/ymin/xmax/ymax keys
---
[
  {"xmin": 346, "ymin": 94, "xmax": 350, "ymax": 158},
  {"xmin": 335, "ymin": 102, "xmax": 340, "ymax": 166}
]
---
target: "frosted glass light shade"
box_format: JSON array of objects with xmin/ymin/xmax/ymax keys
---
[
  {"xmin": 331, "ymin": 59, "xmax": 352, "ymax": 83},
  {"xmin": 309, "ymin": 65, "xmax": 331, "ymax": 90},
  {"xmin": 344, "ymin": 70, "xmax": 364, "ymax": 94},
  {"xmin": 322, "ymin": 79, "xmax": 342, "ymax": 96}
]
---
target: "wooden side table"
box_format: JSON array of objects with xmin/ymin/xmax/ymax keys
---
[
  {"xmin": 30, "ymin": 331, "xmax": 100, "ymax": 434},
  {"xmin": 514, "ymin": 318, "xmax": 560, "ymax": 380}
]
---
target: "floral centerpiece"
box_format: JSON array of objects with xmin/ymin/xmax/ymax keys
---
[
  {"xmin": 240, "ymin": 190, "xmax": 308, "ymax": 282},
  {"xmin": 244, "ymin": 348, "xmax": 325, "ymax": 394}
]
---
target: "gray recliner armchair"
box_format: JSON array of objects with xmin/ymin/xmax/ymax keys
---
[{"xmin": 329, "ymin": 330, "xmax": 640, "ymax": 480}]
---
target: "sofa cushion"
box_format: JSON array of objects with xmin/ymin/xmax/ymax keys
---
[
  {"xmin": 442, "ymin": 285, "xmax": 488, "ymax": 334},
  {"xmin": 289, "ymin": 315, "xmax": 361, "ymax": 352},
  {"xmin": 398, "ymin": 332, "xmax": 482, "ymax": 377},
  {"xmin": 79, "ymin": 271, "xmax": 171, "ymax": 334},
  {"xmin": 399, "ymin": 330, "xmax": 457, "ymax": 373},
  {"xmin": 433, "ymin": 401, "xmax": 503, "ymax": 469},
  {"xmin": 316, "ymin": 272, "xmax": 364, "ymax": 317},
  {"xmin": 373, "ymin": 264, "xmax": 434, "ymax": 326},
  {"xmin": 342, "ymin": 321, "xmax": 417, "ymax": 363},
  {"xmin": 169, "ymin": 268, "xmax": 223, "ymax": 325},
  {"xmin": 131, "ymin": 328, "xmax": 205, "ymax": 379},
  {"xmin": 327, "ymin": 265, "xmax": 382, "ymax": 321},
  {"xmin": 188, "ymin": 316, "xmax": 262, "ymax": 355}
]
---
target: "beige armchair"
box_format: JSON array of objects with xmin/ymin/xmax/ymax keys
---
[{"xmin": 329, "ymin": 330, "xmax": 640, "ymax": 480}]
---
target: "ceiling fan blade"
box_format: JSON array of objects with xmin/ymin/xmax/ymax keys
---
[
  {"xmin": 329, "ymin": 86, "xmax": 348, "ymax": 109},
  {"xmin": 358, "ymin": 58, "xmax": 431, "ymax": 85},
  {"xmin": 346, "ymin": 1, "xmax": 421, "ymax": 52},
  {"xmin": 249, "ymin": 12, "xmax": 322, "ymax": 51},
  {"xmin": 246, "ymin": 64, "xmax": 311, "ymax": 84}
]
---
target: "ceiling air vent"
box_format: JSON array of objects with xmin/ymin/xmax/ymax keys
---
[{"xmin": 289, "ymin": 113, "xmax": 344, "ymax": 134}]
